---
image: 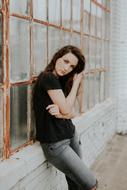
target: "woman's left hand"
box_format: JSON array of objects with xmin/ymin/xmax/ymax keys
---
[{"xmin": 46, "ymin": 104, "xmax": 60, "ymax": 116}]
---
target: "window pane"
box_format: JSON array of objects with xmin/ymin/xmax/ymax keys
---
[
  {"xmin": 89, "ymin": 38, "xmax": 96, "ymax": 69},
  {"xmin": 105, "ymin": 12, "xmax": 110, "ymax": 39},
  {"xmin": 89, "ymin": 74, "xmax": 95, "ymax": 108},
  {"xmin": 48, "ymin": 27, "xmax": 61, "ymax": 61},
  {"xmin": 62, "ymin": 0, "xmax": 71, "ymax": 29},
  {"xmin": 84, "ymin": 0, "xmax": 90, "ymax": 34},
  {"xmin": 73, "ymin": 0, "xmax": 80, "ymax": 31},
  {"xmin": 102, "ymin": 10, "xmax": 105, "ymax": 39},
  {"xmin": 71, "ymin": 33, "xmax": 80, "ymax": 48},
  {"xmin": 100, "ymin": 72, "xmax": 104, "ymax": 102},
  {"xmin": 95, "ymin": 72, "xmax": 100, "ymax": 104},
  {"xmin": 32, "ymin": 23, "xmax": 47, "ymax": 75},
  {"xmin": 104, "ymin": 71, "xmax": 109, "ymax": 99},
  {"xmin": 90, "ymin": 2, "xmax": 96, "ymax": 36},
  {"xmin": 0, "ymin": 1, "xmax": 2, "ymax": 8},
  {"xmin": 33, "ymin": 0, "xmax": 47, "ymax": 21},
  {"xmin": 0, "ymin": 14, "xmax": 2, "ymax": 83},
  {"xmin": 61, "ymin": 30, "xmax": 71, "ymax": 47},
  {"xmin": 48, "ymin": 0, "xmax": 60, "ymax": 25},
  {"xmin": 10, "ymin": 85, "xmax": 28, "ymax": 149},
  {"xmin": 10, "ymin": 0, "xmax": 31, "ymax": 15},
  {"xmin": 0, "ymin": 88, "xmax": 3, "ymax": 158},
  {"xmin": 84, "ymin": 74, "xmax": 89, "ymax": 112},
  {"xmin": 97, "ymin": 7, "xmax": 102, "ymax": 38},
  {"xmin": 83, "ymin": 36, "xmax": 89, "ymax": 71},
  {"xmin": 10, "ymin": 17, "xmax": 30, "ymax": 82},
  {"xmin": 96, "ymin": 39, "xmax": 101, "ymax": 68}
]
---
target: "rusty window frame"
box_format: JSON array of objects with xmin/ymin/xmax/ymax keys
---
[{"xmin": 0, "ymin": 0, "xmax": 110, "ymax": 159}]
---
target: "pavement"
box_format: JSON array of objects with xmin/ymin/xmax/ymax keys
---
[{"xmin": 92, "ymin": 134, "xmax": 127, "ymax": 190}]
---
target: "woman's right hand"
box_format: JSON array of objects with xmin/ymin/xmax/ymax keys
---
[{"xmin": 73, "ymin": 71, "xmax": 85, "ymax": 85}]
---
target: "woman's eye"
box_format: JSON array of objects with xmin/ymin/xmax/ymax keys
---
[{"xmin": 64, "ymin": 59, "xmax": 69, "ymax": 63}]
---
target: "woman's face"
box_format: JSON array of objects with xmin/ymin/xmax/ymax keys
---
[{"xmin": 54, "ymin": 52, "xmax": 78, "ymax": 77}]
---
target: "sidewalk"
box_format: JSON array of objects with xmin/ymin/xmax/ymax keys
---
[{"xmin": 92, "ymin": 134, "xmax": 127, "ymax": 190}]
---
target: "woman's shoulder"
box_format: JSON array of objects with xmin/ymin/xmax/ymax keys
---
[{"xmin": 39, "ymin": 71, "xmax": 57, "ymax": 79}]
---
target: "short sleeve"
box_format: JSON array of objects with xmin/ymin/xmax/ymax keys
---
[{"xmin": 40, "ymin": 73, "xmax": 61, "ymax": 91}]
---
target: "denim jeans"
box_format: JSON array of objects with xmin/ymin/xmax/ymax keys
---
[{"xmin": 41, "ymin": 130, "xmax": 97, "ymax": 190}]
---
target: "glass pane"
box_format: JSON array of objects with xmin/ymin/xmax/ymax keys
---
[
  {"xmin": 0, "ymin": 88, "xmax": 3, "ymax": 158},
  {"xmin": 61, "ymin": 30, "xmax": 71, "ymax": 47},
  {"xmin": 83, "ymin": 36, "xmax": 89, "ymax": 71},
  {"xmin": 84, "ymin": 0, "xmax": 90, "ymax": 34},
  {"xmin": 89, "ymin": 74, "xmax": 95, "ymax": 108},
  {"xmin": 62, "ymin": 0, "xmax": 71, "ymax": 29},
  {"xmin": 48, "ymin": 27, "xmax": 62, "ymax": 61},
  {"xmin": 33, "ymin": 0, "xmax": 47, "ymax": 21},
  {"xmin": 48, "ymin": 0, "xmax": 60, "ymax": 25},
  {"xmin": 30, "ymin": 85, "xmax": 36, "ymax": 140},
  {"xmin": 71, "ymin": 33, "xmax": 80, "ymax": 48},
  {"xmin": 102, "ymin": 10, "xmax": 105, "ymax": 39},
  {"xmin": 100, "ymin": 72, "xmax": 104, "ymax": 102},
  {"xmin": 94, "ymin": 72, "xmax": 100, "ymax": 104},
  {"xmin": 32, "ymin": 23, "xmax": 47, "ymax": 75},
  {"xmin": 106, "ymin": 0, "xmax": 110, "ymax": 9},
  {"xmin": 104, "ymin": 40, "xmax": 109, "ymax": 67},
  {"xmin": 96, "ymin": 39, "xmax": 102, "ymax": 68},
  {"xmin": 0, "ymin": 1, "xmax": 2, "ymax": 8},
  {"xmin": 105, "ymin": 12, "xmax": 110, "ymax": 39},
  {"xmin": 90, "ymin": 2, "xmax": 96, "ymax": 36},
  {"xmin": 104, "ymin": 71, "xmax": 109, "ymax": 99},
  {"xmin": 73, "ymin": 0, "xmax": 80, "ymax": 31},
  {"xmin": 0, "ymin": 14, "xmax": 2, "ymax": 82},
  {"xmin": 89, "ymin": 38, "xmax": 96, "ymax": 69},
  {"xmin": 10, "ymin": 17, "xmax": 30, "ymax": 82},
  {"xmin": 84, "ymin": 74, "xmax": 89, "ymax": 112},
  {"xmin": 10, "ymin": 85, "xmax": 28, "ymax": 149},
  {"xmin": 10, "ymin": 0, "xmax": 31, "ymax": 15},
  {"xmin": 97, "ymin": 7, "xmax": 102, "ymax": 38}
]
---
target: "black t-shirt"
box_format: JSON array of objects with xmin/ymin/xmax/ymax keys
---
[{"xmin": 34, "ymin": 72, "xmax": 75, "ymax": 143}]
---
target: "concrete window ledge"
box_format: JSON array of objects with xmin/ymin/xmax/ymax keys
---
[{"xmin": 0, "ymin": 142, "xmax": 46, "ymax": 190}]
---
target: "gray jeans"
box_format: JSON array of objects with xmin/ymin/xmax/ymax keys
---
[{"xmin": 41, "ymin": 130, "xmax": 97, "ymax": 190}]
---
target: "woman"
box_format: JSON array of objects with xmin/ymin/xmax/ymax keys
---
[{"xmin": 33, "ymin": 45, "xmax": 98, "ymax": 190}]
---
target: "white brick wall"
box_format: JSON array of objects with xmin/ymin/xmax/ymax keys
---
[{"xmin": 110, "ymin": 0, "xmax": 127, "ymax": 133}]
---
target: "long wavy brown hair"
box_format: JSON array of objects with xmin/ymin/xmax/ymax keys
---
[{"xmin": 43, "ymin": 45, "xmax": 85, "ymax": 95}]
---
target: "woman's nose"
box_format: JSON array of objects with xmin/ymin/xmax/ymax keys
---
[{"xmin": 64, "ymin": 64, "xmax": 69, "ymax": 71}]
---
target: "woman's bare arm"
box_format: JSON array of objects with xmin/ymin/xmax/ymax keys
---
[{"xmin": 47, "ymin": 72, "xmax": 84, "ymax": 116}]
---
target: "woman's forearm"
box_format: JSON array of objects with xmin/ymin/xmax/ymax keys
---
[{"xmin": 65, "ymin": 81, "xmax": 80, "ymax": 110}]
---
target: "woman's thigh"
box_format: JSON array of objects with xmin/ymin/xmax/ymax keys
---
[
  {"xmin": 41, "ymin": 139, "xmax": 96, "ymax": 190},
  {"xmin": 70, "ymin": 129, "xmax": 82, "ymax": 158}
]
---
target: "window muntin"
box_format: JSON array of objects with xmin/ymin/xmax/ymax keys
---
[
  {"xmin": 9, "ymin": 17, "xmax": 30, "ymax": 82},
  {"xmin": 33, "ymin": 0, "xmax": 47, "ymax": 21},
  {"xmin": 10, "ymin": 0, "xmax": 31, "ymax": 15},
  {"xmin": 32, "ymin": 23, "xmax": 47, "ymax": 75}
]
